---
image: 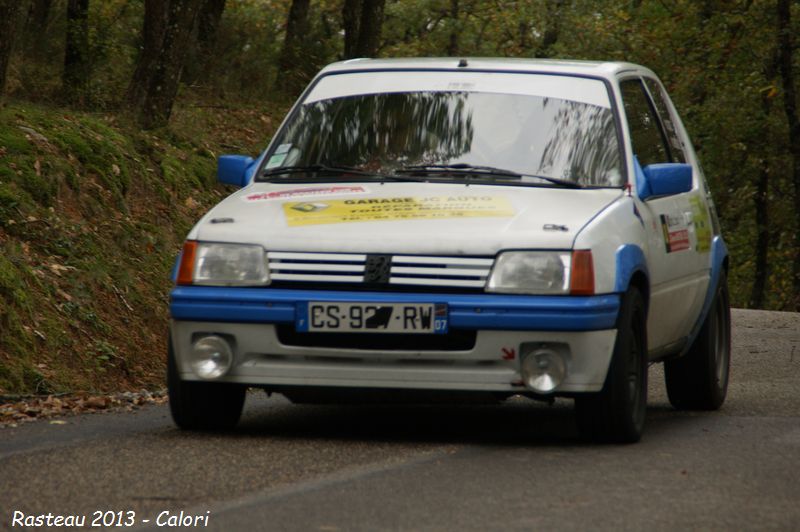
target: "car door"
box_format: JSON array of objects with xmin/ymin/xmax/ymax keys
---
[{"xmin": 618, "ymin": 76, "xmax": 709, "ymax": 353}]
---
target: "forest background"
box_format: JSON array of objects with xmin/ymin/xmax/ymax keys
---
[{"xmin": 0, "ymin": 0, "xmax": 798, "ymax": 395}]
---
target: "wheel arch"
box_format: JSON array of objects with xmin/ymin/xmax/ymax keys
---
[
  {"xmin": 614, "ymin": 244, "xmax": 650, "ymax": 317},
  {"xmin": 680, "ymin": 235, "xmax": 729, "ymax": 357}
]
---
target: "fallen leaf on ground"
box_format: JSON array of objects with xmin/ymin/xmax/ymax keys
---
[
  {"xmin": 0, "ymin": 389, "xmax": 167, "ymax": 427},
  {"xmin": 83, "ymin": 396, "xmax": 109, "ymax": 409}
]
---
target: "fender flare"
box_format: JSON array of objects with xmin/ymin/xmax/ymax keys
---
[
  {"xmin": 681, "ymin": 235, "xmax": 728, "ymax": 355},
  {"xmin": 614, "ymin": 244, "xmax": 650, "ymax": 298}
]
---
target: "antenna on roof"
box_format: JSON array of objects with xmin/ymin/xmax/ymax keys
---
[{"xmin": 457, "ymin": 59, "xmax": 468, "ymax": 68}]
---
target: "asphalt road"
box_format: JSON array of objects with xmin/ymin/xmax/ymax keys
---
[{"xmin": 1, "ymin": 309, "xmax": 798, "ymax": 531}]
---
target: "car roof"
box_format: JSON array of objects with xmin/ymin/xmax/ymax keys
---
[{"xmin": 318, "ymin": 58, "xmax": 654, "ymax": 82}]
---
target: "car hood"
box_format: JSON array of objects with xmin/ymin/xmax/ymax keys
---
[{"xmin": 190, "ymin": 181, "xmax": 622, "ymax": 255}]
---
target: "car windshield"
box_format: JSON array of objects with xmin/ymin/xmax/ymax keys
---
[{"xmin": 263, "ymin": 76, "xmax": 623, "ymax": 187}]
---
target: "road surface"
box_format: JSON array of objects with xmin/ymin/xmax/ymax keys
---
[{"xmin": 1, "ymin": 309, "xmax": 798, "ymax": 531}]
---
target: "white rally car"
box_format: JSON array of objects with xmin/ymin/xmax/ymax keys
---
[{"xmin": 168, "ymin": 59, "xmax": 730, "ymax": 442}]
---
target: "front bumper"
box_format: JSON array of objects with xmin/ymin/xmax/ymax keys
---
[{"xmin": 169, "ymin": 287, "xmax": 620, "ymax": 393}]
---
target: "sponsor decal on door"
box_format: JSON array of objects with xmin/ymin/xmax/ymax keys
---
[{"xmin": 660, "ymin": 213, "xmax": 690, "ymax": 253}]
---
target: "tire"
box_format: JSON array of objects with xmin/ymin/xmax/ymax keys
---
[
  {"xmin": 664, "ymin": 271, "xmax": 731, "ymax": 410},
  {"xmin": 167, "ymin": 338, "xmax": 246, "ymax": 431},
  {"xmin": 575, "ymin": 287, "xmax": 648, "ymax": 443}
]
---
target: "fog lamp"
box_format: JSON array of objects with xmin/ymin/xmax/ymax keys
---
[
  {"xmin": 520, "ymin": 347, "xmax": 567, "ymax": 393},
  {"xmin": 190, "ymin": 335, "xmax": 233, "ymax": 379}
]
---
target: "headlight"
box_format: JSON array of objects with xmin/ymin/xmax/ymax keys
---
[
  {"xmin": 177, "ymin": 241, "xmax": 269, "ymax": 286},
  {"xmin": 486, "ymin": 250, "xmax": 595, "ymax": 295},
  {"xmin": 487, "ymin": 251, "xmax": 571, "ymax": 294}
]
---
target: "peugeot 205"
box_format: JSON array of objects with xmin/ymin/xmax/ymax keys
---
[{"xmin": 167, "ymin": 59, "xmax": 730, "ymax": 443}]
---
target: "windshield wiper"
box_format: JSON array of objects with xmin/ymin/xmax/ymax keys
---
[
  {"xmin": 258, "ymin": 163, "xmax": 436, "ymax": 183},
  {"xmin": 398, "ymin": 163, "xmax": 523, "ymax": 179},
  {"xmin": 523, "ymin": 175, "xmax": 584, "ymax": 188},
  {"xmin": 258, "ymin": 163, "xmax": 582, "ymax": 188},
  {"xmin": 257, "ymin": 163, "xmax": 391, "ymax": 181},
  {"xmin": 397, "ymin": 164, "xmax": 582, "ymax": 188}
]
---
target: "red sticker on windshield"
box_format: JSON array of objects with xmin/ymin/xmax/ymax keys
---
[{"xmin": 243, "ymin": 186, "xmax": 367, "ymax": 202}]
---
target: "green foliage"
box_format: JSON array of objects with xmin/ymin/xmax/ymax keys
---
[{"xmin": 552, "ymin": 0, "xmax": 798, "ymax": 310}]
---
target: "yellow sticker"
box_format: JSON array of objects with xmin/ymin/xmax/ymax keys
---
[
  {"xmin": 283, "ymin": 195, "xmax": 515, "ymax": 227},
  {"xmin": 689, "ymin": 195, "xmax": 712, "ymax": 253}
]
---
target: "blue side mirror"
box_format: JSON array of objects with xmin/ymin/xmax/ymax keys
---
[
  {"xmin": 638, "ymin": 163, "xmax": 692, "ymax": 201},
  {"xmin": 217, "ymin": 155, "xmax": 256, "ymax": 188}
]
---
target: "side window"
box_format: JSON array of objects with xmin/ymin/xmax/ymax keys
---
[
  {"xmin": 620, "ymin": 79, "xmax": 671, "ymax": 167},
  {"xmin": 644, "ymin": 78, "xmax": 687, "ymax": 163}
]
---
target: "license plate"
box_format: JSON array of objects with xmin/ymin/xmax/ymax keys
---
[{"xmin": 296, "ymin": 302, "xmax": 448, "ymax": 334}]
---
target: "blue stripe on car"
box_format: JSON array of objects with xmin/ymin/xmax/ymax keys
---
[{"xmin": 170, "ymin": 287, "xmax": 620, "ymax": 332}]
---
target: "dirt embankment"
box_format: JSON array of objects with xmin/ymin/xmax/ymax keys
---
[{"xmin": 0, "ymin": 100, "xmax": 282, "ymax": 395}]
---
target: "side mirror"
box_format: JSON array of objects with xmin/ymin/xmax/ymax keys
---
[
  {"xmin": 638, "ymin": 163, "xmax": 692, "ymax": 201},
  {"xmin": 217, "ymin": 155, "xmax": 256, "ymax": 188}
]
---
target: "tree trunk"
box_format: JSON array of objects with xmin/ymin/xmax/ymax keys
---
[
  {"xmin": 23, "ymin": 0, "xmax": 52, "ymax": 56},
  {"xmin": 126, "ymin": 0, "xmax": 169, "ymax": 111},
  {"xmin": 189, "ymin": 0, "xmax": 226, "ymax": 81},
  {"xmin": 137, "ymin": 0, "xmax": 202, "ymax": 129},
  {"xmin": 276, "ymin": 0, "xmax": 310, "ymax": 91},
  {"xmin": 687, "ymin": 3, "xmax": 751, "ymax": 109},
  {"xmin": 447, "ymin": 0, "xmax": 459, "ymax": 56},
  {"xmin": 750, "ymin": 49, "xmax": 781, "ymax": 309},
  {"xmin": 536, "ymin": 0, "xmax": 563, "ymax": 58},
  {"xmin": 518, "ymin": 20, "xmax": 530, "ymax": 51},
  {"xmin": 63, "ymin": 0, "xmax": 90, "ymax": 105},
  {"xmin": 0, "ymin": 0, "xmax": 27, "ymax": 97},
  {"xmin": 342, "ymin": 0, "xmax": 361, "ymax": 59},
  {"xmin": 354, "ymin": 0, "xmax": 385, "ymax": 58},
  {"xmin": 197, "ymin": 0, "xmax": 226, "ymax": 55},
  {"xmin": 25, "ymin": 0, "xmax": 53, "ymax": 33},
  {"xmin": 776, "ymin": 0, "xmax": 800, "ymax": 310},
  {"xmin": 342, "ymin": 0, "xmax": 384, "ymax": 59},
  {"xmin": 750, "ymin": 163, "xmax": 769, "ymax": 308}
]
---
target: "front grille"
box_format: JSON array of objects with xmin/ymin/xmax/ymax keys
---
[
  {"xmin": 389, "ymin": 255, "xmax": 493, "ymax": 288},
  {"xmin": 276, "ymin": 325, "xmax": 477, "ymax": 351},
  {"xmin": 267, "ymin": 252, "xmax": 366, "ymax": 283},
  {"xmin": 267, "ymin": 251, "xmax": 493, "ymax": 290}
]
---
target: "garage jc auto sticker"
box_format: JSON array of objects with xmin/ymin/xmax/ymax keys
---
[{"xmin": 282, "ymin": 195, "xmax": 515, "ymax": 227}]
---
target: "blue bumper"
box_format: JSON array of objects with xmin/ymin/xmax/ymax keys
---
[{"xmin": 169, "ymin": 287, "xmax": 620, "ymax": 332}]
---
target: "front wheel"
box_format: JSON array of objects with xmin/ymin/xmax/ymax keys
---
[
  {"xmin": 664, "ymin": 271, "xmax": 731, "ymax": 410},
  {"xmin": 167, "ymin": 338, "xmax": 246, "ymax": 430},
  {"xmin": 575, "ymin": 287, "xmax": 648, "ymax": 443}
]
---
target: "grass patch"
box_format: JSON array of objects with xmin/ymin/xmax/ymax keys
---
[{"xmin": 0, "ymin": 98, "xmax": 283, "ymax": 394}]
